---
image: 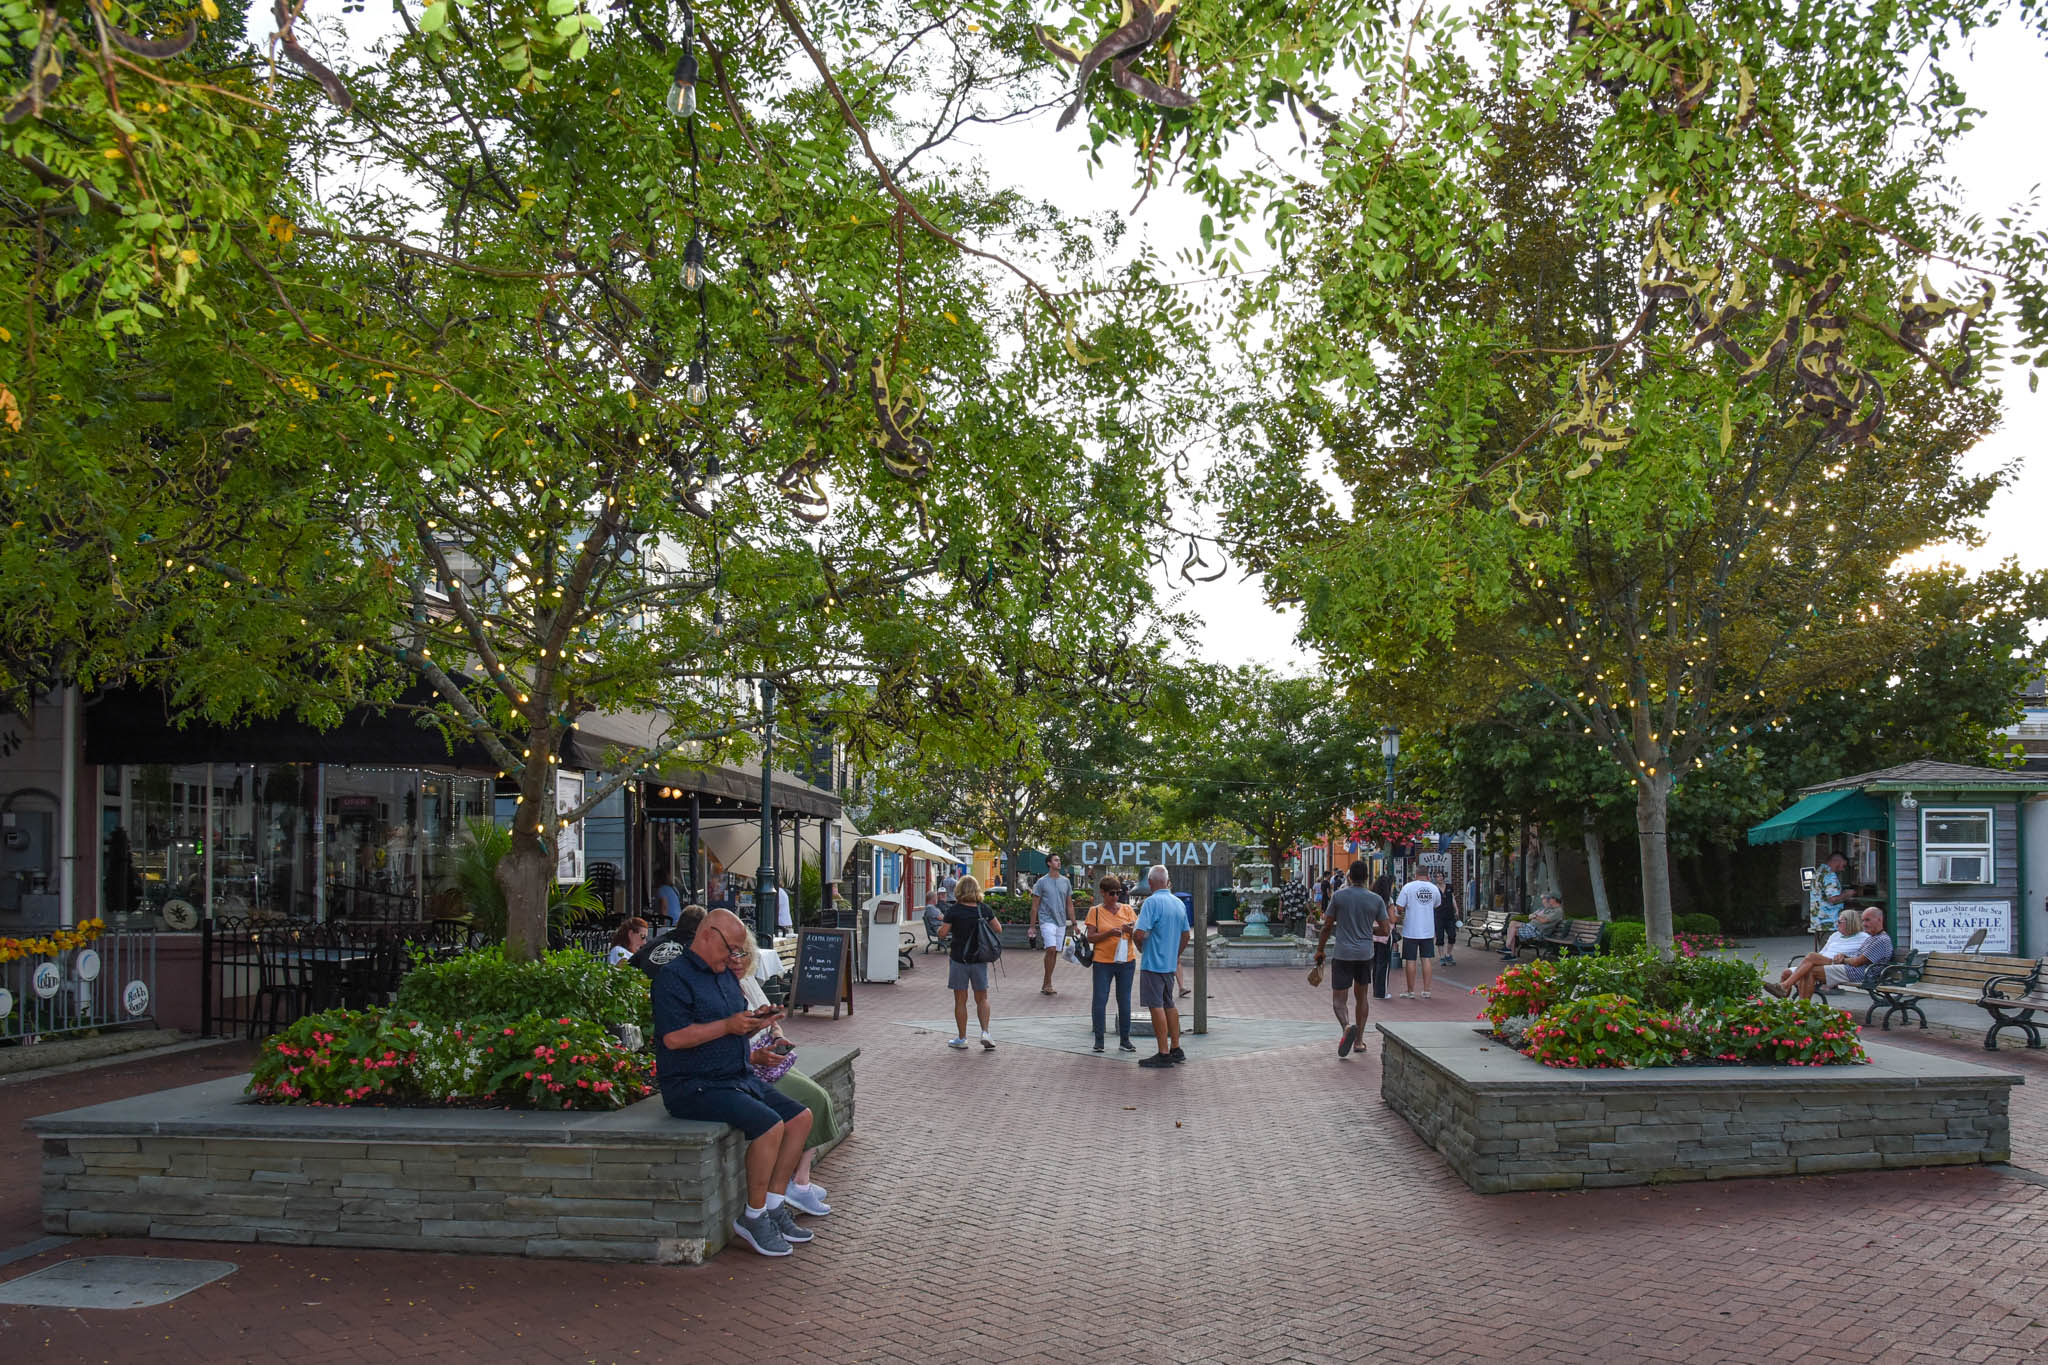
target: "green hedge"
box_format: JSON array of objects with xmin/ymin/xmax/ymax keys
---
[
  {"xmin": 1675, "ymin": 912, "xmax": 1723, "ymax": 936},
  {"xmin": 1603, "ymin": 921, "xmax": 1647, "ymax": 955},
  {"xmin": 391, "ymin": 946, "xmax": 652, "ymax": 1038}
]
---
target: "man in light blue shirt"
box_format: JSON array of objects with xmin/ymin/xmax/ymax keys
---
[{"xmin": 1133, "ymin": 865, "xmax": 1192, "ymax": 1069}]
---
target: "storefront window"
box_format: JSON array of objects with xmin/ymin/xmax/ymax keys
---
[
  {"xmin": 127, "ymin": 764, "xmax": 207, "ymax": 919},
  {"xmin": 325, "ymin": 768, "xmax": 423, "ymax": 920}
]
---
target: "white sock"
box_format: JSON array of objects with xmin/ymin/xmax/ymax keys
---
[
  {"xmin": 764, "ymin": 1192, "xmax": 785, "ymax": 1211},
  {"xmin": 745, "ymin": 1203, "xmax": 765, "ymax": 1220},
  {"xmin": 980, "ymin": 1029, "xmax": 994, "ymax": 1040}
]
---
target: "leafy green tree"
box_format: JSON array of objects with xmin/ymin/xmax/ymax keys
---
[
  {"xmin": 5, "ymin": 1, "xmax": 1214, "ymax": 956},
  {"xmin": 1156, "ymin": 666, "xmax": 1382, "ymax": 887},
  {"xmin": 1217, "ymin": 36, "xmax": 2040, "ymax": 945}
]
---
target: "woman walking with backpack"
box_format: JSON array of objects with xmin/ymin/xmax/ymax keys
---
[
  {"xmin": 940, "ymin": 874, "xmax": 1000, "ymax": 1051},
  {"xmin": 1084, "ymin": 874, "xmax": 1139, "ymax": 1054}
]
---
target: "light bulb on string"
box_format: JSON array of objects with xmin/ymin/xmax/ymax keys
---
[
  {"xmin": 686, "ymin": 357, "xmax": 708, "ymax": 406},
  {"xmin": 666, "ymin": 50, "xmax": 699, "ymax": 118},
  {"xmin": 684, "ymin": 231, "xmax": 705, "ymax": 289}
]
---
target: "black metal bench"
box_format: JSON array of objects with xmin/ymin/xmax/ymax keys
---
[
  {"xmin": 1862, "ymin": 949, "xmax": 2046, "ymax": 1050},
  {"xmin": 1465, "ymin": 910, "xmax": 1510, "ymax": 950}
]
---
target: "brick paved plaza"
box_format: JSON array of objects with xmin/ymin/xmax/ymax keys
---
[{"xmin": 7, "ymin": 953, "xmax": 2048, "ymax": 1364}]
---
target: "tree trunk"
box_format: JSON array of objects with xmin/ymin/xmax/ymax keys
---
[
  {"xmin": 1635, "ymin": 776, "xmax": 1675, "ymax": 949},
  {"xmin": 502, "ymin": 747, "xmax": 556, "ymax": 962},
  {"xmin": 500, "ymin": 832, "xmax": 553, "ymax": 962},
  {"xmin": 1582, "ymin": 814, "xmax": 1612, "ymax": 923}
]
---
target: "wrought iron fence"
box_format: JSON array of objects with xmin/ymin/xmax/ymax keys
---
[
  {"xmin": 198, "ymin": 918, "xmax": 478, "ymax": 1039},
  {"xmin": 1, "ymin": 927, "xmax": 158, "ymax": 1044}
]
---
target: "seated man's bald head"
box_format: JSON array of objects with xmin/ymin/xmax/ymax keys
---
[{"xmin": 694, "ymin": 908, "xmax": 749, "ymax": 961}]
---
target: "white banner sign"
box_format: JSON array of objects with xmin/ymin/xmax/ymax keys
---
[{"xmin": 1909, "ymin": 900, "xmax": 2013, "ymax": 954}]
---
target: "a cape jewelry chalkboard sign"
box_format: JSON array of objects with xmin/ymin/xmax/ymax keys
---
[{"xmin": 791, "ymin": 928, "xmax": 854, "ymax": 1018}]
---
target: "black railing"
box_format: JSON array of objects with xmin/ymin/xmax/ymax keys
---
[{"xmin": 199, "ymin": 917, "xmax": 474, "ymax": 1038}]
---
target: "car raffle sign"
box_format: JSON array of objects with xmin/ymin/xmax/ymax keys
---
[{"xmin": 1908, "ymin": 900, "xmax": 2012, "ymax": 954}]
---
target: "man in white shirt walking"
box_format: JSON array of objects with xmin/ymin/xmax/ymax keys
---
[
  {"xmin": 1030, "ymin": 854, "xmax": 1075, "ymax": 996},
  {"xmin": 1393, "ymin": 870, "xmax": 1444, "ymax": 999}
]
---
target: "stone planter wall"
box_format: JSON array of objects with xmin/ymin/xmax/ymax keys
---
[
  {"xmin": 34, "ymin": 1045, "xmax": 857, "ymax": 1263},
  {"xmin": 1378, "ymin": 1022, "xmax": 2018, "ymax": 1194}
]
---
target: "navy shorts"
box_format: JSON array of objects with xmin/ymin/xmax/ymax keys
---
[
  {"xmin": 1400, "ymin": 936, "xmax": 1436, "ymax": 961},
  {"xmin": 662, "ymin": 1077, "xmax": 808, "ymax": 1139},
  {"xmin": 1139, "ymin": 969, "xmax": 1178, "ymax": 1008}
]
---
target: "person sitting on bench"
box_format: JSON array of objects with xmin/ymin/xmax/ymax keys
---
[
  {"xmin": 1500, "ymin": 892, "xmax": 1566, "ymax": 960},
  {"xmin": 1767, "ymin": 906, "xmax": 1891, "ymax": 1000}
]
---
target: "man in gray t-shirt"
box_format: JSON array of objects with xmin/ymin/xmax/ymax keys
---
[
  {"xmin": 1030, "ymin": 855, "xmax": 1075, "ymax": 995},
  {"xmin": 1313, "ymin": 860, "xmax": 1388, "ymax": 1059}
]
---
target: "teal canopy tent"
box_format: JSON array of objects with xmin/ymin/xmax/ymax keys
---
[{"xmin": 1746, "ymin": 789, "xmax": 1889, "ymax": 846}]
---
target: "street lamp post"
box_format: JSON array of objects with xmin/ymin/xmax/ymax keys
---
[
  {"xmin": 755, "ymin": 677, "xmax": 777, "ymax": 948},
  {"xmin": 1380, "ymin": 724, "xmax": 1400, "ymax": 880}
]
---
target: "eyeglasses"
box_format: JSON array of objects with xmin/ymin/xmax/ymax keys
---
[{"xmin": 719, "ymin": 931, "xmax": 750, "ymax": 958}]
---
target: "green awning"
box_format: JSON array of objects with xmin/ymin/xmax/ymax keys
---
[{"xmin": 1746, "ymin": 789, "xmax": 1889, "ymax": 846}]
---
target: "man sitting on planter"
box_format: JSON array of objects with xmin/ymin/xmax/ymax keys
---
[
  {"xmin": 1766, "ymin": 906, "xmax": 1893, "ymax": 1001},
  {"xmin": 654, "ymin": 907, "xmax": 816, "ymax": 1258}
]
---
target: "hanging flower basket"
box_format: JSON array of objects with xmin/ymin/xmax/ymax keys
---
[{"xmin": 1347, "ymin": 804, "xmax": 1430, "ymax": 846}]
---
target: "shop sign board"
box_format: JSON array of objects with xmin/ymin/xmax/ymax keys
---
[{"xmin": 1908, "ymin": 900, "xmax": 2012, "ymax": 954}]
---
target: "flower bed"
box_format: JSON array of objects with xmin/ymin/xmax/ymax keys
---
[
  {"xmin": 1479, "ymin": 950, "xmax": 1868, "ymax": 1069},
  {"xmin": 248, "ymin": 946, "xmax": 653, "ymax": 1111},
  {"xmin": 0, "ymin": 918, "xmax": 104, "ymax": 963}
]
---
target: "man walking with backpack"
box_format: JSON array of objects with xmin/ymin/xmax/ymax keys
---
[
  {"xmin": 1133, "ymin": 865, "xmax": 1191, "ymax": 1069},
  {"xmin": 940, "ymin": 874, "xmax": 1000, "ymax": 1051}
]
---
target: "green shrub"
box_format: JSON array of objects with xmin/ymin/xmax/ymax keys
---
[
  {"xmin": 481, "ymin": 1012, "xmax": 654, "ymax": 1109},
  {"xmin": 1523, "ymin": 994, "xmax": 1687, "ymax": 1069},
  {"xmin": 1676, "ymin": 912, "xmax": 1722, "ymax": 936},
  {"xmin": 249, "ymin": 1007, "xmax": 652, "ymax": 1110},
  {"xmin": 1483, "ymin": 947, "xmax": 1764, "ymax": 1029},
  {"xmin": 1555, "ymin": 947, "xmax": 1760, "ymax": 1011},
  {"xmin": 1603, "ymin": 922, "xmax": 1647, "ymax": 955},
  {"xmin": 249, "ymin": 1009, "xmax": 421, "ymax": 1105},
  {"xmin": 393, "ymin": 945, "xmax": 651, "ymax": 1036},
  {"xmin": 1701, "ymin": 997, "xmax": 1868, "ymax": 1066}
]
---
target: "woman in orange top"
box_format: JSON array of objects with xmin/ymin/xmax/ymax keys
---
[{"xmin": 1085, "ymin": 875, "xmax": 1139, "ymax": 1054}]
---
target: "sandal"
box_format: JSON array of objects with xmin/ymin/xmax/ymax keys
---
[{"xmin": 1040, "ymin": 987, "xmax": 1057, "ymax": 996}]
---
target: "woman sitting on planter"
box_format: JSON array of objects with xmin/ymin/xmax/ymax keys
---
[
  {"xmin": 608, "ymin": 917, "xmax": 650, "ymax": 967},
  {"xmin": 730, "ymin": 938, "xmax": 838, "ymax": 1218}
]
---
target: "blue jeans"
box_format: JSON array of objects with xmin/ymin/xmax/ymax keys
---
[{"xmin": 1091, "ymin": 959, "xmax": 1135, "ymax": 1041}]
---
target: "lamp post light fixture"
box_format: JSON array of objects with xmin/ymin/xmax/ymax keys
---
[{"xmin": 1380, "ymin": 724, "xmax": 1401, "ymax": 880}]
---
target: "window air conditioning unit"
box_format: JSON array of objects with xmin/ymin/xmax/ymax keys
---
[{"xmin": 1924, "ymin": 854, "xmax": 1989, "ymax": 885}]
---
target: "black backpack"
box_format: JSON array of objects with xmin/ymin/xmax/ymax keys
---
[{"xmin": 959, "ymin": 907, "xmax": 1003, "ymax": 964}]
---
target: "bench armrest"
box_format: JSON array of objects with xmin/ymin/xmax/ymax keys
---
[
  {"xmin": 1865, "ymin": 961, "xmax": 1919, "ymax": 992},
  {"xmin": 1980, "ymin": 972, "xmax": 2036, "ymax": 1002}
]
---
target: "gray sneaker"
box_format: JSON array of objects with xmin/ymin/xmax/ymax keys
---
[
  {"xmin": 770, "ymin": 1203, "xmax": 813, "ymax": 1244},
  {"xmin": 731, "ymin": 1209, "xmax": 791, "ymax": 1257}
]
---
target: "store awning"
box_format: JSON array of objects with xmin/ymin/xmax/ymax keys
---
[{"xmin": 1746, "ymin": 789, "xmax": 1889, "ymax": 846}]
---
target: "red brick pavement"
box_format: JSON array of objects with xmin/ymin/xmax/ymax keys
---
[{"xmin": 6, "ymin": 952, "xmax": 2048, "ymax": 1364}]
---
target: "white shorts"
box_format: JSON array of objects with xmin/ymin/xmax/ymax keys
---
[
  {"xmin": 1038, "ymin": 919, "xmax": 1067, "ymax": 950},
  {"xmin": 1822, "ymin": 963, "xmax": 1857, "ymax": 987}
]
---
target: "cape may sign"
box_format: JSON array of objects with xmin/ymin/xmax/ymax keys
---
[{"xmin": 1070, "ymin": 839, "xmax": 1234, "ymax": 869}]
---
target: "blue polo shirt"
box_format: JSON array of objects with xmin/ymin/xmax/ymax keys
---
[
  {"xmin": 652, "ymin": 946, "xmax": 747, "ymax": 1096},
  {"xmin": 1136, "ymin": 890, "xmax": 1189, "ymax": 973}
]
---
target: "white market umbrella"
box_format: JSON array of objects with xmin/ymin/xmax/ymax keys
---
[{"xmin": 864, "ymin": 829, "xmax": 961, "ymax": 864}]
